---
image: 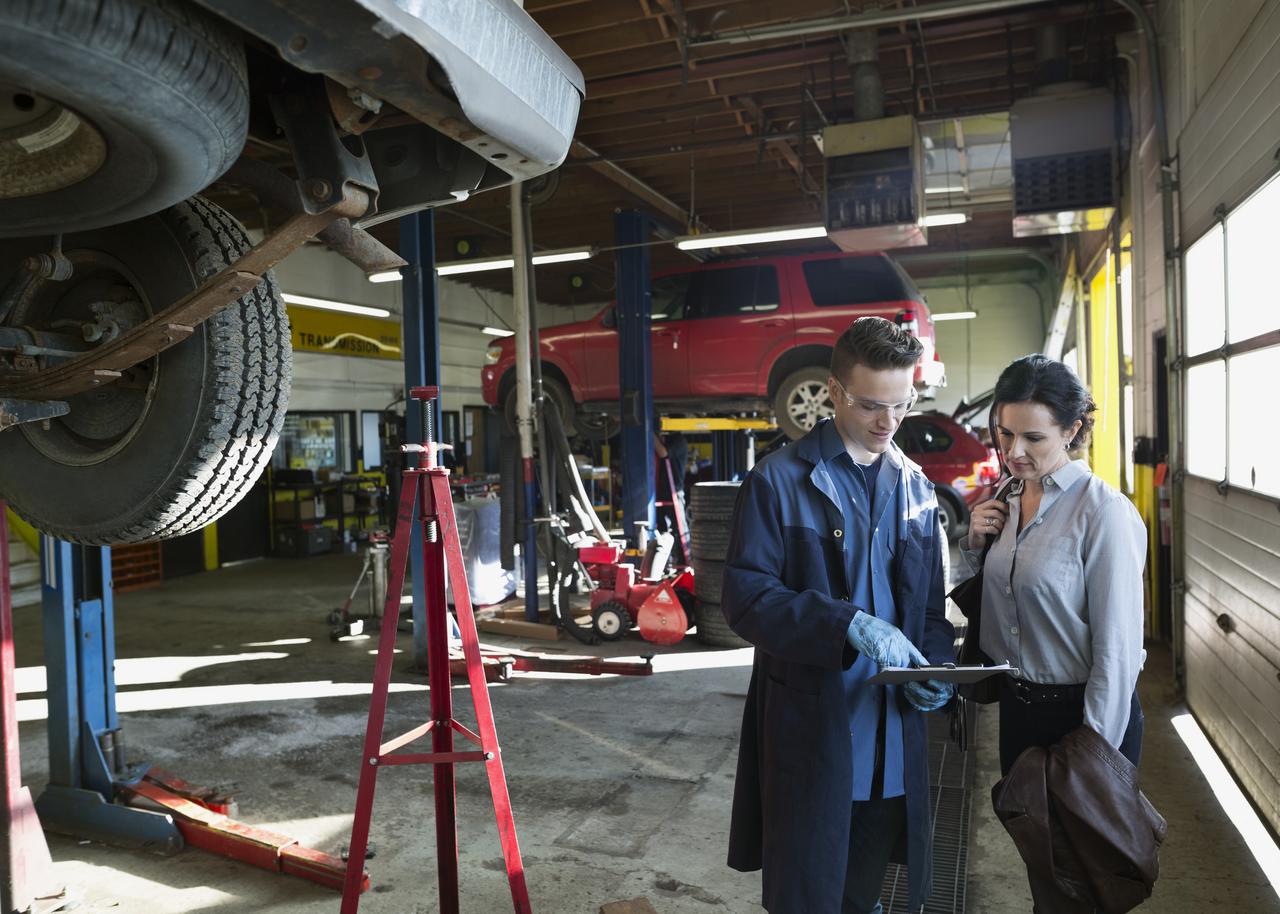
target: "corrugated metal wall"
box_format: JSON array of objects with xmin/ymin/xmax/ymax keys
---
[{"xmin": 1136, "ymin": 0, "xmax": 1280, "ymax": 834}]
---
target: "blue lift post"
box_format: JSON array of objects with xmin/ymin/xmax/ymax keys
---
[
  {"xmin": 34, "ymin": 538, "xmax": 180, "ymax": 850},
  {"xmin": 614, "ymin": 210, "xmax": 656, "ymax": 546},
  {"xmin": 400, "ymin": 210, "xmax": 442, "ymax": 670}
]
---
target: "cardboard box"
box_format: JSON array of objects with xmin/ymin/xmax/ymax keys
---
[
  {"xmin": 275, "ymin": 498, "xmax": 319, "ymax": 522},
  {"xmin": 324, "ymin": 492, "xmax": 357, "ymax": 515}
]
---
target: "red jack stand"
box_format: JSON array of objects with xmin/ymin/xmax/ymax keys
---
[{"xmin": 341, "ymin": 387, "xmax": 530, "ymax": 914}]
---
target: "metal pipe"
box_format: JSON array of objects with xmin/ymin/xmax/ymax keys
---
[
  {"xmin": 845, "ymin": 29, "xmax": 885, "ymax": 121},
  {"xmin": 689, "ymin": 0, "xmax": 1050, "ymax": 48},
  {"xmin": 509, "ymin": 183, "xmax": 539, "ymax": 622}
]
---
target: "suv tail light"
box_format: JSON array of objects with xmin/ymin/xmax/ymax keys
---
[
  {"xmin": 975, "ymin": 450, "xmax": 1001, "ymax": 486},
  {"xmin": 895, "ymin": 309, "xmax": 919, "ymax": 334}
]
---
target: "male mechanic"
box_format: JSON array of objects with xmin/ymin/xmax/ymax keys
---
[{"xmin": 722, "ymin": 316, "xmax": 955, "ymax": 914}]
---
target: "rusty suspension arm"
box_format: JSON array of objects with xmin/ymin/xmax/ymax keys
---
[{"xmin": 0, "ymin": 186, "xmax": 370, "ymax": 402}]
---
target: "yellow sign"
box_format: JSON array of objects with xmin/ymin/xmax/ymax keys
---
[{"xmin": 287, "ymin": 306, "xmax": 402, "ymax": 361}]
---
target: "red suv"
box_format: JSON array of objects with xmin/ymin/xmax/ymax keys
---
[
  {"xmin": 481, "ymin": 251, "xmax": 946, "ymax": 440},
  {"xmin": 894, "ymin": 412, "xmax": 1000, "ymax": 540}
]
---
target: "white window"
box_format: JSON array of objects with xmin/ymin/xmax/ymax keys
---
[
  {"xmin": 1225, "ymin": 172, "xmax": 1280, "ymax": 345},
  {"xmin": 1186, "ymin": 362, "xmax": 1226, "ymax": 480},
  {"xmin": 1228, "ymin": 348, "xmax": 1280, "ymax": 497},
  {"xmin": 1184, "ymin": 225, "xmax": 1225, "ymax": 354},
  {"xmin": 1184, "ymin": 171, "xmax": 1280, "ymax": 499}
]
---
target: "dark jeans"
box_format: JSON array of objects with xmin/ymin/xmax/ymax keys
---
[
  {"xmin": 998, "ymin": 680, "xmax": 1145, "ymax": 914},
  {"xmin": 842, "ymin": 796, "xmax": 906, "ymax": 914}
]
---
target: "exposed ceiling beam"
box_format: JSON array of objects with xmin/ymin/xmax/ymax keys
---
[{"xmin": 568, "ymin": 139, "xmax": 695, "ymax": 229}]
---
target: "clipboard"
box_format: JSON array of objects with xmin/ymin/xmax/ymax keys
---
[{"xmin": 868, "ymin": 662, "xmax": 1018, "ymax": 684}]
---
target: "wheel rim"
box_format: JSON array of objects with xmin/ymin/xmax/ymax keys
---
[
  {"xmin": 595, "ymin": 608, "xmax": 624, "ymax": 636},
  {"xmin": 14, "ymin": 249, "xmax": 159, "ymax": 466},
  {"xmin": 0, "ymin": 86, "xmax": 106, "ymax": 197},
  {"xmin": 786, "ymin": 379, "xmax": 834, "ymax": 431},
  {"xmin": 938, "ymin": 500, "xmax": 954, "ymax": 537}
]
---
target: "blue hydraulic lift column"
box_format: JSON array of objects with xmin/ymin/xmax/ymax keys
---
[
  {"xmin": 614, "ymin": 210, "xmax": 656, "ymax": 545},
  {"xmin": 34, "ymin": 538, "xmax": 179, "ymax": 848},
  {"xmin": 400, "ymin": 210, "xmax": 441, "ymax": 670}
]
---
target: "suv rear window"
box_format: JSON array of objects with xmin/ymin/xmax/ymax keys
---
[{"xmin": 802, "ymin": 256, "xmax": 924, "ymax": 306}]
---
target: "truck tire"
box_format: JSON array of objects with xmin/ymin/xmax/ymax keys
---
[
  {"xmin": 0, "ymin": 0, "xmax": 248, "ymax": 237},
  {"xmin": 692, "ymin": 557, "xmax": 724, "ymax": 604},
  {"xmin": 503, "ymin": 374, "xmax": 579, "ymax": 438},
  {"xmin": 0, "ymin": 196, "xmax": 290, "ymax": 544},
  {"xmin": 689, "ymin": 481, "xmax": 741, "ymax": 524},
  {"xmin": 773, "ymin": 365, "xmax": 834, "ymax": 441},
  {"xmin": 689, "ymin": 526, "xmax": 732, "ymax": 562},
  {"xmin": 694, "ymin": 599, "xmax": 750, "ymax": 649}
]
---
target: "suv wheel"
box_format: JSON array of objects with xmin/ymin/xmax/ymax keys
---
[
  {"xmin": 937, "ymin": 492, "xmax": 966, "ymax": 542},
  {"xmin": 0, "ymin": 0, "xmax": 248, "ymax": 237},
  {"xmin": 774, "ymin": 366, "xmax": 834, "ymax": 440},
  {"xmin": 504, "ymin": 374, "xmax": 578, "ymax": 438},
  {"xmin": 0, "ymin": 196, "xmax": 290, "ymax": 544}
]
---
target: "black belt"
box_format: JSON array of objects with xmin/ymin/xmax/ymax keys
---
[{"xmin": 1008, "ymin": 678, "xmax": 1087, "ymax": 704}]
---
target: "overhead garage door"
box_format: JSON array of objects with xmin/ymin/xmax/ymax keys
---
[{"xmin": 1175, "ymin": 0, "xmax": 1280, "ymax": 835}]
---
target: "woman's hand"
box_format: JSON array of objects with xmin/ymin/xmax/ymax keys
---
[{"xmin": 967, "ymin": 498, "xmax": 1010, "ymax": 550}]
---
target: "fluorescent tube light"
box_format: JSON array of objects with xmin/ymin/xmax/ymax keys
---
[
  {"xmin": 435, "ymin": 247, "xmax": 594, "ymax": 276},
  {"xmin": 532, "ymin": 248, "xmax": 593, "ymax": 265},
  {"xmin": 482, "ymin": 327, "xmax": 515, "ymax": 337},
  {"xmin": 368, "ymin": 270, "xmax": 402, "ymax": 283},
  {"xmin": 281, "ymin": 293, "xmax": 392, "ymax": 319},
  {"xmin": 932, "ymin": 311, "xmax": 979, "ymax": 321},
  {"xmin": 676, "ymin": 224, "xmax": 827, "ymax": 251},
  {"xmin": 922, "ymin": 213, "xmax": 969, "ymax": 227},
  {"xmin": 1172, "ymin": 712, "xmax": 1280, "ymax": 896},
  {"xmin": 437, "ymin": 257, "xmax": 516, "ymax": 276},
  {"xmin": 926, "ymin": 185, "xmax": 967, "ymax": 194}
]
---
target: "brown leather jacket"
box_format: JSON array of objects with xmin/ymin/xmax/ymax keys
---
[{"xmin": 992, "ymin": 725, "xmax": 1168, "ymax": 913}]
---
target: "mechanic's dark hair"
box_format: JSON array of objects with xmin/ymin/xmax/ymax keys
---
[
  {"xmin": 990, "ymin": 354, "xmax": 1097, "ymax": 450},
  {"xmin": 829, "ymin": 316, "xmax": 923, "ymax": 381}
]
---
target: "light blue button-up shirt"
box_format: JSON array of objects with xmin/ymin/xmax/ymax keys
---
[
  {"xmin": 820, "ymin": 420, "xmax": 905, "ymax": 800},
  {"xmin": 959, "ymin": 459, "xmax": 1147, "ymax": 747}
]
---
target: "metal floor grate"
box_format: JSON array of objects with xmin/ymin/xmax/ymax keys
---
[{"xmin": 879, "ymin": 702, "xmax": 977, "ymax": 914}]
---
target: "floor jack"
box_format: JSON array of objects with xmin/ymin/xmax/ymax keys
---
[
  {"xmin": 0, "ymin": 506, "xmax": 365, "ymax": 902},
  {"xmin": 341, "ymin": 386, "xmax": 530, "ymax": 914}
]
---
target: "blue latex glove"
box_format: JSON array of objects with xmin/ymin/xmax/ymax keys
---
[
  {"xmin": 846, "ymin": 610, "xmax": 927, "ymax": 670},
  {"xmin": 904, "ymin": 679, "xmax": 955, "ymax": 711}
]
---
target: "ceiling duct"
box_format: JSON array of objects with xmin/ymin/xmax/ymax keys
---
[
  {"xmin": 1010, "ymin": 24, "xmax": 1116, "ymax": 237},
  {"xmin": 845, "ymin": 28, "xmax": 885, "ymax": 122}
]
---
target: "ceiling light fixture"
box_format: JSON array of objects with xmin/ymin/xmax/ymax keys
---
[
  {"xmin": 922, "ymin": 212, "xmax": 969, "ymax": 227},
  {"xmin": 281, "ymin": 293, "xmax": 392, "ymax": 319},
  {"xmin": 367, "ymin": 270, "xmax": 403, "ymax": 283},
  {"xmin": 436, "ymin": 257, "xmax": 516, "ymax": 276},
  {"xmin": 435, "ymin": 247, "xmax": 595, "ymax": 276},
  {"xmin": 925, "ymin": 186, "xmax": 967, "ymax": 195},
  {"xmin": 931, "ymin": 310, "xmax": 979, "ymax": 321},
  {"xmin": 482, "ymin": 326, "xmax": 515, "ymax": 337},
  {"xmin": 675, "ymin": 224, "xmax": 827, "ymax": 251}
]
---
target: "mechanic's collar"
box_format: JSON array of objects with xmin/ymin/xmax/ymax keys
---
[{"xmin": 810, "ymin": 418, "xmax": 902, "ymax": 471}]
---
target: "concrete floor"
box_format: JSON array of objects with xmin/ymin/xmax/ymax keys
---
[{"xmin": 9, "ymin": 548, "xmax": 1280, "ymax": 913}]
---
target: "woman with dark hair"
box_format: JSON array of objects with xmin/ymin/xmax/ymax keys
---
[{"xmin": 962, "ymin": 354, "xmax": 1148, "ymax": 908}]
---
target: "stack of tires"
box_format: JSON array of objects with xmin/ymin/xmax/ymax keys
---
[{"xmin": 689, "ymin": 482, "xmax": 750, "ymax": 648}]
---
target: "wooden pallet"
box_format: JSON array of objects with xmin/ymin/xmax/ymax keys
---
[{"xmin": 111, "ymin": 543, "xmax": 163, "ymax": 592}]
